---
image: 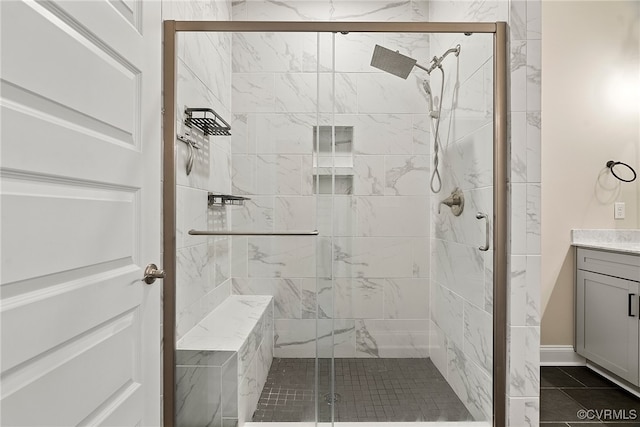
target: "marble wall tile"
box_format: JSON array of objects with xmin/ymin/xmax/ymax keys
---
[
  {"xmin": 447, "ymin": 341, "xmax": 492, "ymax": 421},
  {"xmin": 274, "ymin": 196, "xmax": 316, "ymax": 231},
  {"xmin": 222, "ymin": 354, "xmax": 238, "ymax": 422},
  {"xmin": 333, "ymin": 278, "xmax": 384, "ymax": 319},
  {"xmin": 248, "ymin": 236, "xmax": 316, "ymax": 277},
  {"xmin": 355, "ymin": 196, "xmax": 428, "ymax": 237},
  {"xmin": 463, "ymin": 302, "xmax": 493, "ymax": 373},
  {"xmin": 526, "ymin": 111, "xmax": 541, "ymax": 183},
  {"xmin": 176, "ymin": 185, "xmax": 207, "ymax": 249},
  {"xmin": 209, "ymin": 235, "xmax": 230, "ymax": 289},
  {"xmin": 238, "ymin": 365, "xmax": 257, "ymax": 426},
  {"xmin": 210, "ymin": 144, "xmax": 232, "ymax": 195},
  {"xmin": 412, "ymin": 237, "xmax": 430, "ymax": 278},
  {"xmin": 302, "ymin": 278, "xmax": 333, "ymax": 319},
  {"xmin": 232, "ymin": 73, "xmax": 275, "ymax": 113},
  {"xmin": 242, "ymin": 0, "xmax": 332, "ymax": 21},
  {"xmin": 231, "ymin": 113, "xmax": 249, "ymax": 154},
  {"xmin": 318, "ymin": 73, "xmax": 359, "ymax": 113},
  {"xmin": 508, "ymin": 326, "xmax": 540, "ymax": 397},
  {"xmin": 429, "ymin": 320, "xmax": 447, "ymax": 376},
  {"xmin": 355, "ymin": 319, "xmax": 429, "ymax": 358},
  {"xmin": 510, "ymin": 1, "xmax": 527, "ymax": 41},
  {"xmin": 508, "ymin": 397, "xmax": 539, "ymax": 427},
  {"xmin": 510, "ymin": 112, "xmax": 527, "ymax": 183},
  {"xmin": 231, "ymin": 154, "xmax": 256, "ymax": 195},
  {"xmin": 177, "ymin": 243, "xmax": 210, "ymax": 316},
  {"xmin": 275, "ymin": 73, "xmax": 318, "ymax": 113},
  {"xmin": 274, "ymin": 319, "xmax": 316, "ymax": 357},
  {"xmin": 442, "ymin": 125, "xmax": 494, "ymax": 192},
  {"xmin": 253, "ymin": 113, "xmax": 316, "ymax": 155},
  {"xmin": 256, "ymin": 154, "xmax": 307, "ymax": 195},
  {"xmin": 183, "ymin": 32, "xmax": 231, "ymax": 109},
  {"xmin": 410, "ymin": 0, "xmax": 429, "ymax": 20},
  {"xmin": 231, "ymin": 236, "xmax": 248, "ymax": 278},
  {"xmin": 526, "ymin": 40, "xmax": 541, "ymax": 112},
  {"xmin": 527, "ymin": 184, "xmax": 541, "ymax": 255},
  {"xmin": 232, "ymin": 32, "xmax": 303, "ymax": 73},
  {"xmin": 330, "ymin": 0, "xmax": 414, "ymax": 21},
  {"xmin": 510, "ymin": 40, "xmax": 527, "ymax": 113},
  {"xmin": 412, "ymin": 114, "xmax": 431, "ymax": 155},
  {"xmin": 315, "ymin": 195, "xmax": 356, "ymax": 237},
  {"xmin": 301, "ymin": 32, "xmax": 332, "ymax": 73},
  {"xmin": 337, "ymin": 114, "xmax": 412, "ymax": 155},
  {"xmin": 317, "ymin": 319, "xmax": 357, "ymax": 358},
  {"xmin": 431, "ymin": 282, "xmax": 464, "ymax": 348},
  {"xmin": 353, "ymin": 156, "xmax": 385, "ymax": 196},
  {"xmin": 510, "ymin": 256, "xmax": 541, "ymax": 327},
  {"xmin": 332, "ymin": 237, "xmax": 414, "ymax": 278},
  {"xmin": 334, "ymin": 33, "xmax": 383, "ymax": 73},
  {"xmin": 383, "ymin": 278, "xmax": 429, "ymax": 319},
  {"xmin": 510, "ymin": 183, "xmax": 527, "ymax": 255},
  {"xmin": 175, "ymin": 364, "xmax": 222, "ymax": 427},
  {"xmin": 384, "ymin": 155, "xmax": 430, "ymax": 196},
  {"xmin": 201, "ymin": 280, "xmax": 233, "ymax": 326},
  {"xmin": 527, "ymin": 0, "xmax": 541, "ymax": 40},
  {"xmin": 232, "ymin": 277, "xmax": 302, "ymax": 319},
  {"xmin": 357, "ymin": 73, "xmax": 428, "ymax": 114},
  {"xmin": 432, "ymin": 239, "xmax": 485, "ymax": 308},
  {"xmin": 230, "ymin": 196, "xmax": 274, "ymax": 231}
]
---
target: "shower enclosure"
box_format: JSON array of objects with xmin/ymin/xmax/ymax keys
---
[{"xmin": 163, "ymin": 21, "xmax": 507, "ymax": 427}]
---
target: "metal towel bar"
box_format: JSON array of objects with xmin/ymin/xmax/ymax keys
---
[{"xmin": 188, "ymin": 230, "xmax": 319, "ymax": 236}]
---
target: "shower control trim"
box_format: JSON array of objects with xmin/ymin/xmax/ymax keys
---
[
  {"xmin": 438, "ymin": 188, "xmax": 464, "ymax": 216},
  {"xmin": 476, "ymin": 212, "xmax": 490, "ymax": 252}
]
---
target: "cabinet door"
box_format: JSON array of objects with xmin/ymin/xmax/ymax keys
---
[{"xmin": 576, "ymin": 270, "xmax": 639, "ymax": 385}]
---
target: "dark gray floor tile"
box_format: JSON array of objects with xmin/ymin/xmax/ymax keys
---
[
  {"xmin": 541, "ymin": 389, "xmax": 587, "ymax": 422},
  {"xmin": 542, "ymin": 367, "xmax": 587, "ymax": 388},
  {"xmin": 253, "ymin": 357, "xmax": 472, "ymax": 423},
  {"xmin": 563, "ymin": 388, "xmax": 640, "ymax": 413},
  {"xmin": 560, "ymin": 367, "xmax": 618, "ymax": 388}
]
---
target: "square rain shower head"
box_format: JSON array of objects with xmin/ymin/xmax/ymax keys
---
[{"xmin": 370, "ymin": 44, "xmax": 417, "ymax": 79}]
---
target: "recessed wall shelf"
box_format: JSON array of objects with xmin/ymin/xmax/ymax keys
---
[
  {"xmin": 208, "ymin": 193, "xmax": 250, "ymax": 207},
  {"xmin": 185, "ymin": 107, "xmax": 231, "ymax": 136}
]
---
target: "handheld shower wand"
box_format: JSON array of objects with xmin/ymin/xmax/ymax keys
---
[{"xmin": 370, "ymin": 43, "xmax": 462, "ymax": 193}]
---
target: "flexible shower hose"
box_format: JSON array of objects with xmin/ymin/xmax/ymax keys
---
[{"xmin": 430, "ymin": 66, "xmax": 445, "ymax": 193}]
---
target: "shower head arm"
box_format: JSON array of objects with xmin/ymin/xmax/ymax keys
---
[{"xmin": 414, "ymin": 62, "xmax": 431, "ymax": 74}]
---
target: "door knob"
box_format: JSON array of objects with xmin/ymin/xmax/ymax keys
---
[{"xmin": 143, "ymin": 263, "xmax": 165, "ymax": 284}]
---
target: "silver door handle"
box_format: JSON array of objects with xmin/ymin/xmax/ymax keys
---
[
  {"xmin": 476, "ymin": 212, "xmax": 490, "ymax": 251},
  {"xmin": 143, "ymin": 263, "xmax": 165, "ymax": 284}
]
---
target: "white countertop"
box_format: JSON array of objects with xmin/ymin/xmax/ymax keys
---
[{"xmin": 571, "ymin": 229, "xmax": 640, "ymax": 255}]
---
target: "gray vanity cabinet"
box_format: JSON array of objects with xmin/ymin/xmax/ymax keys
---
[{"xmin": 576, "ymin": 248, "xmax": 640, "ymax": 385}]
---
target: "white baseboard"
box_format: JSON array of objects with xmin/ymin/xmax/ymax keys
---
[{"xmin": 540, "ymin": 345, "xmax": 586, "ymax": 366}]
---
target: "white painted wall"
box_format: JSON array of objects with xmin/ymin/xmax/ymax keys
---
[{"xmin": 541, "ymin": 0, "xmax": 640, "ymax": 346}]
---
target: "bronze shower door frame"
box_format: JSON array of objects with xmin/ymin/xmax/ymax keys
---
[{"xmin": 162, "ymin": 20, "xmax": 509, "ymax": 427}]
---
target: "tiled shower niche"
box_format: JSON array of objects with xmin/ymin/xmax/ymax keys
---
[{"xmin": 313, "ymin": 125, "xmax": 354, "ymax": 195}]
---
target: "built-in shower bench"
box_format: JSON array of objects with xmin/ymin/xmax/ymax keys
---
[{"xmin": 176, "ymin": 295, "xmax": 274, "ymax": 427}]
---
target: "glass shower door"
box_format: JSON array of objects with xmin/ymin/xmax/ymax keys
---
[{"xmin": 321, "ymin": 30, "xmax": 496, "ymax": 424}]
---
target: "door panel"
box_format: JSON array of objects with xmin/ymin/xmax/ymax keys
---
[{"xmin": 0, "ymin": 0, "xmax": 161, "ymax": 425}]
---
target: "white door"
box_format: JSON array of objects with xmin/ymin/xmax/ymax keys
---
[{"xmin": 0, "ymin": 0, "xmax": 161, "ymax": 425}]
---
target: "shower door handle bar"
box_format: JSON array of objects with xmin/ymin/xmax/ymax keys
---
[
  {"xmin": 188, "ymin": 229, "xmax": 319, "ymax": 236},
  {"xmin": 476, "ymin": 212, "xmax": 490, "ymax": 251}
]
